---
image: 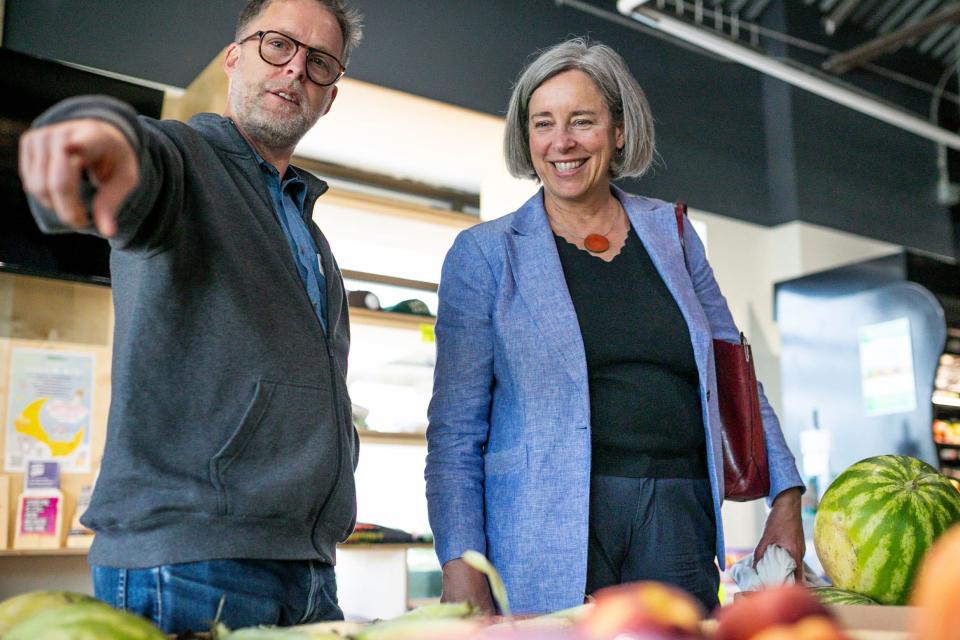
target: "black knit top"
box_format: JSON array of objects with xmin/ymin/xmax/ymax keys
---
[{"xmin": 554, "ymin": 226, "xmax": 707, "ymax": 478}]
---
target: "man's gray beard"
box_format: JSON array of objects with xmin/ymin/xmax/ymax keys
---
[
  {"xmin": 243, "ymin": 113, "xmax": 313, "ymax": 151},
  {"xmin": 230, "ymin": 86, "xmax": 317, "ymax": 151}
]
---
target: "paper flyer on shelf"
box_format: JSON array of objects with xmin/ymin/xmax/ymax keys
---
[{"xmin": 4, "ymin": 347, "xmax": 94, "ymax": 473}]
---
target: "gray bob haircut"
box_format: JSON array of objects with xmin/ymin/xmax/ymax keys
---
[
  {"xmin": 503, "ymin": 37, "xmax": 655, "ymax": 181},
  {"xmin": 236, "ymin": 0, "xmax": 364, "ymax": 65}
]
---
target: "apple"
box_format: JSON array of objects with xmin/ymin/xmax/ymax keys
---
[
  {"xmin": 713, "ymin": 586, "xmax": 833, "ymax": 640},
  {"xmin": 748, "ymin": 616, "xmax": 847, "ymax": 640},
  {"xmin": 575, "ymin": 581, "xmax": 705, "ymax": 639}
]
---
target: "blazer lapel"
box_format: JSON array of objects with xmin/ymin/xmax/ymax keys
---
[
  {"xmin": 616, "ymin": 186, "xmax": 711, "ymax": 370},
  {"xmin": 505, "ymin": 190, "xmax": 588, "ymax": 386}
]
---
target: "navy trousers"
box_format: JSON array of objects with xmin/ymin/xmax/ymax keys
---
[{"xmin": 586, "ymin": 475, "xmax": 720, "ymax": 612}]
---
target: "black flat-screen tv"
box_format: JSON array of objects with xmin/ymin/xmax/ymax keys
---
[{"xmin": 0, "ymin": 47, "xmax": 164, "ymax": 286}]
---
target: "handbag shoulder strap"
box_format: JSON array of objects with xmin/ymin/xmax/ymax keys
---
[
  {"xmin": 675, "ymin": 201, "xmax": 748, "ymax": 347},
  {"xmin": 674, "ymin": 201, "xmax": 687, "ymax": 253}
]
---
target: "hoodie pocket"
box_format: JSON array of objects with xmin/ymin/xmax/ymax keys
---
[{"xmin": 210, "ymin": 378, "xmax": 340, "ymax": 521}]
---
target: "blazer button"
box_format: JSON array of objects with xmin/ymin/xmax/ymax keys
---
[{"xmin": 706, "ymin": 390, "xmax": 712, "ymax": 401}]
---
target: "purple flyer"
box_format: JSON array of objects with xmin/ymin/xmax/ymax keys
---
[{"xmin": 25, "ymin": 460, "xmax": 60, "ymax": 491}]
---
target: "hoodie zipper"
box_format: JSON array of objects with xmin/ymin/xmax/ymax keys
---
[{"xmin": 305, "ymin": 195, "xmax": 351, "ymax": 550}]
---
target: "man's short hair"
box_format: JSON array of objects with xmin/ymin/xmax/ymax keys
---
[{"xmin": 236, "ymin": 0, "xmax": 363, "ymax": 65}]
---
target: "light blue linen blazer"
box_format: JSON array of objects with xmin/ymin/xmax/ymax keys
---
[{"xmin": 425, "ymin": 186, "xmax": 803, "ymax": 614}]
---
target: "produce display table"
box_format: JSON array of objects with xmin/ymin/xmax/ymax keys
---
[{"xmin": 829, "ymin": 604, "xmax": 913, "ymax": 640}]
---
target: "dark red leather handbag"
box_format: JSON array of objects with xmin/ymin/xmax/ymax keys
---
[{"xmin": 675, "ymin": 202, "xmax": 770, "ymax": 502}]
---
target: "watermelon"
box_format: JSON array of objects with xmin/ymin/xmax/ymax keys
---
[
  {"xmin": 814, "ymin": 455, "xmax": 960, "ymax": 605},
  {"xmin": 810, "ymin": 586, "xmax": 878, "ymax": 606},
  {"xmin": 0, "ymin": 591, "xmax": 99, "ymax": 635},
  {"xmin": 4, "ymin": 601, "xmax": 166, "ymax": 639}
]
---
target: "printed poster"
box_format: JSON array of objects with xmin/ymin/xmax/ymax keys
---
[
  {"xmin": 5, "ymin": 348, "xmax": 94, "ymax": 472},
  {"xmin": 858, "ymin": 318, "xmax": 917, "ymax": 416}
]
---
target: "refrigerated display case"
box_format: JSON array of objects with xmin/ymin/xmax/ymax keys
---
[{"xmin": 932, "ymin": 333, "xmax": 960, "ymax": 485}]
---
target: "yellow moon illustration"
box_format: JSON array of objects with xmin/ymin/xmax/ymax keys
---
[{"xmin": 13, "ymin": 398, "xmax": 85, "ymax": 457}]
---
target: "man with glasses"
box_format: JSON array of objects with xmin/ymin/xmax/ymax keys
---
[{"xmin": 18, "ymin": 0, "xmax": 363, "ymax": 634}]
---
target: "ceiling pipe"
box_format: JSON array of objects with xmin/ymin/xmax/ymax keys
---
[
  {"xmin": 824, "ymin": 3, "xmax": 960, "ymax": 74},
  {"xmin": 616, "ymin": 0, "xmax": 960, "ymax": 151},
  {"xmin": 823, "ymin": 0, "xmax": 864, "ymax": 36}
]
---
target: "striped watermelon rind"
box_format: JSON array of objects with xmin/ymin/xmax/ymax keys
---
[
  {"xmin": 813, "ymin": 455, "xmax": 960, "ymax": 605},
  {"xmin": 5, "ymin": 601, "xmax": 166, "ymax": 639},
  {"xmin": 810, "ymin": 586, "xmax": 878, "ymax": 606}
]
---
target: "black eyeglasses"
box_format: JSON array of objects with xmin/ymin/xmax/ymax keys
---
[{"xmin": 237, "ymin": 30, "xmax": 345, "ymax": 86}]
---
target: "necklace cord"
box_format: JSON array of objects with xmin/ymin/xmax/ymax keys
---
[{"xmin": 548, "ymin": 202, "xmax": 622, "ymax": 241}]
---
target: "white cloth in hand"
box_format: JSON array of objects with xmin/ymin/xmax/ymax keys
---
[{"xmin": 729, "ymin": 544, "xmax": 828, "ymax": 591}]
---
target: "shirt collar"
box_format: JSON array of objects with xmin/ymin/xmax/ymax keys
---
[
  {"xmin": 251, "ymin": 148, "xmax": 304, "ymax": 186},
  {"xmin": 249, "ymin": 150, "xmax": 308, "ymax": 224}
]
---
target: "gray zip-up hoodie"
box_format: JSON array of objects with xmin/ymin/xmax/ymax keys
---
[{"xmin": 29, "ymin": 96, "xmax": 358, "ymax": 568}]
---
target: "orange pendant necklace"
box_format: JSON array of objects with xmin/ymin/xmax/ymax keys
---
[
  {"xmin": 550, "ymin": 205, "xmax": 622, "ymax": 254},
  {"xmin": 583, "ymin": 233, "xmax": 610, "ymax": 253}
]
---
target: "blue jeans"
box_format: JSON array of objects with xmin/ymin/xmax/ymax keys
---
[{"xmin": 92, "ymin": 559, "xmax": 342, "ymax": 635}]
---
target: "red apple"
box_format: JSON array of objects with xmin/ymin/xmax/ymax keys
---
[
  {"xmin": 749, "ymin": 616, "xmax": 847, "ymax": 640},
  {"xmin": 714, "ymin": 586, "xmax": 832, "ymax": 640},
  {"xmin": 576, "ymin": 581, "xmax": 705, "ymax": 639}
]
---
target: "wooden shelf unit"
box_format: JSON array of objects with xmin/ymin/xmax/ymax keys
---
[
  {"xmin": 357, "ymin": 430, "xmax": 426, "ymax": 446},
  {"xmin": 0, "ymin": 547, "xmax": 88, "ymax": 557},
  {"xmin": 0, "ymin": 541, "xmax": 434, "ymax": 558},
  {"xmin": 349, "ymin": 308, "xmax": 435, "ymax": 330},
  {"xmin": 341, "ymin": 270, "xmax": 438, "ymax": 293},
  {"xmin": 322, "ymin": 186, "xmax": 478, "ymax": 230}
]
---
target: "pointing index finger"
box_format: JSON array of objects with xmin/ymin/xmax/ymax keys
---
[{"xmin": 46, "ymin": 149, "xmax": 91, "ymax": 229}]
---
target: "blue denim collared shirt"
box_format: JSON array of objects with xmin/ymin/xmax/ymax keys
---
[{"xmin": 257, "ymin": 158, "xmax": 328, "ymax": 335}]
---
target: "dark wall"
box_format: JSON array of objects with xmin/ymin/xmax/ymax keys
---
[
  {"xmin": 3, "ymin": 0, "xmax": 236, "ymax": 89},
  {"xmin": 792, "ymin": 90, "xmax": 952, "ymax": 255},
  {"xmin": 344, "ymin": 1, "xmax": 775, "ymax": 223},
  {"xmin": 3, "ymin": 0, "xmax": 951, "ymax": 257}
]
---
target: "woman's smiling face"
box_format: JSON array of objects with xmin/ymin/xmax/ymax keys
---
[{"xmin": 527, "ymin": 69, "xmax": 624, "ymax": 207}]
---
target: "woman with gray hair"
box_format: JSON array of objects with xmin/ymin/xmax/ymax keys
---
[{"xmin": 425, "ymin": 38, "xmax": 804, "ymax": 614}]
